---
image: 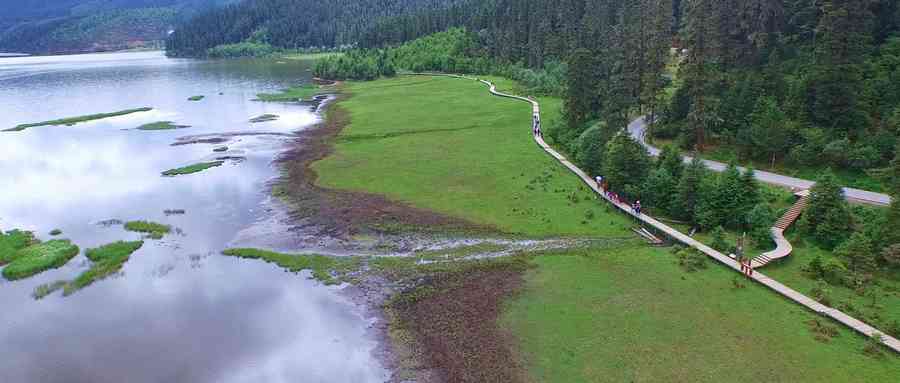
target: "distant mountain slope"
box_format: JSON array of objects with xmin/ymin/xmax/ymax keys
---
[
  {"xmin": 0, "ymin": 0, "xmax": 234, "ymax": 54},
  {"xmin": 165, "ymin": 0, "xmax": 464, "ymax": 57}
]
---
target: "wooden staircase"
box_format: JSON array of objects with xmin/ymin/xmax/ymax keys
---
[
  {"xmin": 751, "ymin": 193, "xmax": 809, "ymax": 268},
  {"xmin": 774, "ymin": 195, "xmax": 809, "ymax": 231}
]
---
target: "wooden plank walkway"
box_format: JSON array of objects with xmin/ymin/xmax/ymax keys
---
[{"xmin": 405, "ymin": 73, "xmax": 900, "ymax": 353}]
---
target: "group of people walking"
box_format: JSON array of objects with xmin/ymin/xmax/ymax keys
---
[
  {"xmin": 594, "ymin": 175, "xmax": 641, "ymax": 215},
  {"xmin": 532, "ymin": 114, "xmax": 542, "ymax": 137}
]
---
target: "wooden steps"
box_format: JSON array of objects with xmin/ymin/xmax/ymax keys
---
[{"xmin": 752, "ymin": 195, "xmax": 809, "ymax": 268}]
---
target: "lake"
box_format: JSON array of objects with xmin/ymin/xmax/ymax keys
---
[{"xmin": 0, "ymin": 51, "xmax": 388, "ymax": 382}]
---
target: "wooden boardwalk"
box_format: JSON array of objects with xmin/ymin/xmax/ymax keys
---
[{"xmin": 405, "ymin": 74, "xmax": 900, "ymax": 353}]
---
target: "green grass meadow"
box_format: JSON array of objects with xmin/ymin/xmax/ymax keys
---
[
  {"xmin": 504, "ymin": 246, "xmax": 900, "ymax": 382},
  {"xmin": 313, "ymin": 76, "xmax": 631, "ymax": 238},
  {"xmin": 309, "ymin": 75, "xmax": 899, "ymax": 380}
]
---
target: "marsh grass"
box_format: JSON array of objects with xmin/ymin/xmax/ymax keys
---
[
  {"xmin": 32, "ymin": 280, "xmax": 68, "ymax": 299},
  {"xmin": 124, "ymin": 221, "xmax": 171, "ymax": 239},
  {"xmin": 2, "ymin": 239, "xmax": 79, "ymax": 281},
  {"xmin": 161, "ymin": 161, "xmax": 225, "ymax": 176},
  {"xmin": 413, "ymin": 242, "xmax": 509, "ymax": 262},
  {"xmin": 222, "ymin": 248, "xmax": 359, "ymax": 285},
  {"xmin": 0, "ymin": 229, "xmax": 37, "ymax": 264},
  {"xmin": 5, "ymin": 107, "xmax": 153, "ymax": 132},
  {"xmin": 249, "ymin": 114, "xmax": 279, "ymax": 123},
  {"xmin": 137, "ymin": 121, "xmax": 190, "ymax": 130},
  {"xmin": 63, "ymin": 241, "xmax": 144, "ymax": 295},
  {"xmin": 255, "ymin": 85, "xmax": 319, "ymax": 102}
]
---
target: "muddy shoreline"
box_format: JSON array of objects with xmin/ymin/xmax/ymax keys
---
[{"xmin": 271, "ymin": 86, "xmax": 533, "ymax": 382}]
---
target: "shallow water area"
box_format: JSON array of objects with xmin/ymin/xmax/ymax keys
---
[{"xmin": 0, "ymin": 52, "xmax": 387, "ymax": 382}]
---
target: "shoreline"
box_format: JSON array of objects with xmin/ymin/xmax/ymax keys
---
[{"xmin": 271, "ymin": 82, "xmax": 535, "ymax": 382}]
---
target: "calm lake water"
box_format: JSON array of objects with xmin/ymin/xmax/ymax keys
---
[{"xmin": 0, "ymin": 51, "xmax": 388, "ymax": 382}]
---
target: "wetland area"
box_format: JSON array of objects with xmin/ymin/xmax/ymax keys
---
[{"xmin": 0, "ymin": 51, "xmax": 389, "ymax": 382}]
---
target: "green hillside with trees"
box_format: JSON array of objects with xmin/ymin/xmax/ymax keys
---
[{"xmin": 0, "ymin": 0, "xmax": 234, "ymax": 54}]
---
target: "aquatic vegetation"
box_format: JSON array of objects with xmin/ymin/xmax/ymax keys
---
[
  {"xmin": 161, "ymin": 160, "xmax": 225, "ymax": 176},
  {"xmin": 222, "ymin": 248, "xmax": 358, "ymax": 285},
  {"xmin": 137, "ymin": 121, "xmax": 190, "ymax": 130},
  {"xmin": 249, "ymin": 114, "xmax": 279, "ymax": 123},
  {"xmin": 49, "ymin": 229, "xmax": 62, "ymax": 236},
  {"xmin": 2, "ymin": 239, "xmax": 79, "ymax": 281},
  {"xmin": 5, "ymin": 107, "xmax": 153, "ymax": 132},
  {"xmin": 0, "ymin": 229, "xmax": 37, "ymax": 264},
  {"xmin": 63, "ymin": 241, "xmax": 144, "ymax": 295},
  {"xmin": 124, "ymin": 220, "xmax": 171, "ymax": 239},
  {"xmin": 188, "ymin": 95, "xmax": 205, "ymax": 101},
  {"xmin": 32, "ymin": 280, "xmax": 68, "ymax": 300},
  {"xmin": 255, "ymin": 85, "xmax": 319, "ymax": 102}
]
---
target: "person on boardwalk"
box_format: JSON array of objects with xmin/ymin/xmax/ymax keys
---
[
  {"xmin": 633, "ymin": 200, "xmax": 642, "ymax": 215},
  {"xmin": 594, "ymin": 175, "xmax": 603, "ymax": 190}
]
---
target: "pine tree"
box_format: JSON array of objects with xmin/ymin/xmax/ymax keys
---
[
  {"xmin": 746, "ymin": 202, "xmax": 776, "ymax": 246},
  {"xmin": 565, "ymin": 48, "xmax": 600, "ymax": 131},
  {"xmin": 603, "ymin": 133, "xmax": 652, "ymax": 199},
  {"xmin": 710, "ymin": 225, "xmax": 732, "ymax": 253},
  {"xmin": 698, "ymin": 161, "xmax": 744, "ymax": 229},
  {"xmin": 808, "ymin": 0, "xmax": 874, "ymax": 138},
  {"xmin": 885, "ymin": 146, "xmax": 900, "ymax": 246},
  {"xmin": 739, "ymin": 166, "xmax": 762, "ymax": 222},
  {"xmin": 681, "ymin": 0, "xmax": 722, "ymax": 150},
  {"xmin": 675, "ymin": 156, "xmax": 708, "ymax": 222},
  {"xmin": 835, "ymin": 231, "xmax": 877, "ymax": 274},
  {"xmin": 749, "ymin": 96, "xmax": 792, "ymax": 167},
  {"xmin": 658, "ymin": 144, "xmax": 685, "ymax": 179},
  {"xmin": 643, "ymin": 167, "xmax": 678, "ymax": 214},
  {"xmin": 802, "ymin": 171, "xmax": 853, "ymax": 248}
]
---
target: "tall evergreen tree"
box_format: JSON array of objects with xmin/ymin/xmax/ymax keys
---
[
  {"xmin": 802, "ymin": 171, "xmax": 853, "ymax": 248},
  {"xmin": 807, "ymin": 0, "xmax": 874, "ymax": 138},
  {"xmin": 603, "ymin": 133, "xmax": 652, "ymax": 199},
  {"xmin": 750, "ymin": 96, "xmax": 792, "ymax": 167},
  {"xmin": 680, "ymin": 0, "xmax": 722, "ymax": 150},
  {"xmin": 565, "ymin": 48, "xmax": 600, "ymax": 131},
  {"xmin": 675, "ymin": 156, "xmax": 708, "ymax": 222},
  {"xmin": 658, "ymin": 144, "xmax": 685, "ymax": 179}
]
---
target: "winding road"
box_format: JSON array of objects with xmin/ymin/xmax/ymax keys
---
[
  {"xmin": 628, "ymin": 117, "xmax": 892, "ymax": 206},
  {"xmin": 405, "ymin": 73, "xmax": 900, "ymax": 353}
]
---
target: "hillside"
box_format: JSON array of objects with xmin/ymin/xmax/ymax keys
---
[
  {"xmin": 0, "ymin": 0, "xmax": 234, "ymax": 54},
  {"xmin": 164, "ymin": 0, "xmax": 464, "ymax": 57}
]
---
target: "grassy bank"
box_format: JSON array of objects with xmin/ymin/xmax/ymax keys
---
[
  {"xmin": 161, "ymin": 161, "xmax": 225, "ymax": 176},
  {"xmin": 137, "ymin": 121, "xmax": 189, "ymax": 130},
  {"xmin": 222, "ymin": 248, "xmax": 358, "ymax": 285},
  {"xmin": 124, "ymin": 220, "xmax": 171, "ymax": 239},
  {"xmin": 63, "ymin": 241, "xmax": 144, "ymax": 295},
  {"xmin": 5, "ymin": 107, "xmax": 153, "ymax": 132},
  {"xmin": 503, "ymin": 246, "xmax": 899, "ymax": 382},
  {"xmin": 0, "ymin": 229, "xmax": 37, "ymax": 264},
  {"xmin": 312, "ymin": 76, "xmax": 631, "ymax": 238},
  {"xmin": 2, "ymin": 239, "xmax": 79, "ymax": 281}
]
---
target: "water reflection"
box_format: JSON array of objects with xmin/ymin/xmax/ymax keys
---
[{"xmin": 0, "ymin": 52, "xmax": 387, "ymax": 382}]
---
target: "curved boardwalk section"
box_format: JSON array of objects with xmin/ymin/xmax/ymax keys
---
[{"xmin": 405, "ymin": 73, "xmax": 900, "ymax": 353}]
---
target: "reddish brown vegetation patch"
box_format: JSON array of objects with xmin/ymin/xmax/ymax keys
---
[{"xmin": 389, "ymin": 260, "xmax": 530, "ymax": 383}]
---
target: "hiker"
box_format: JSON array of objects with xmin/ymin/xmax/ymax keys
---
[
  {"xmin": 595, "ymin": 175, "xmax": 603, "ymax": 189},
  {"xmin": 635, "ymin": 200, "xmax": 642, "ymax": 215}
]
